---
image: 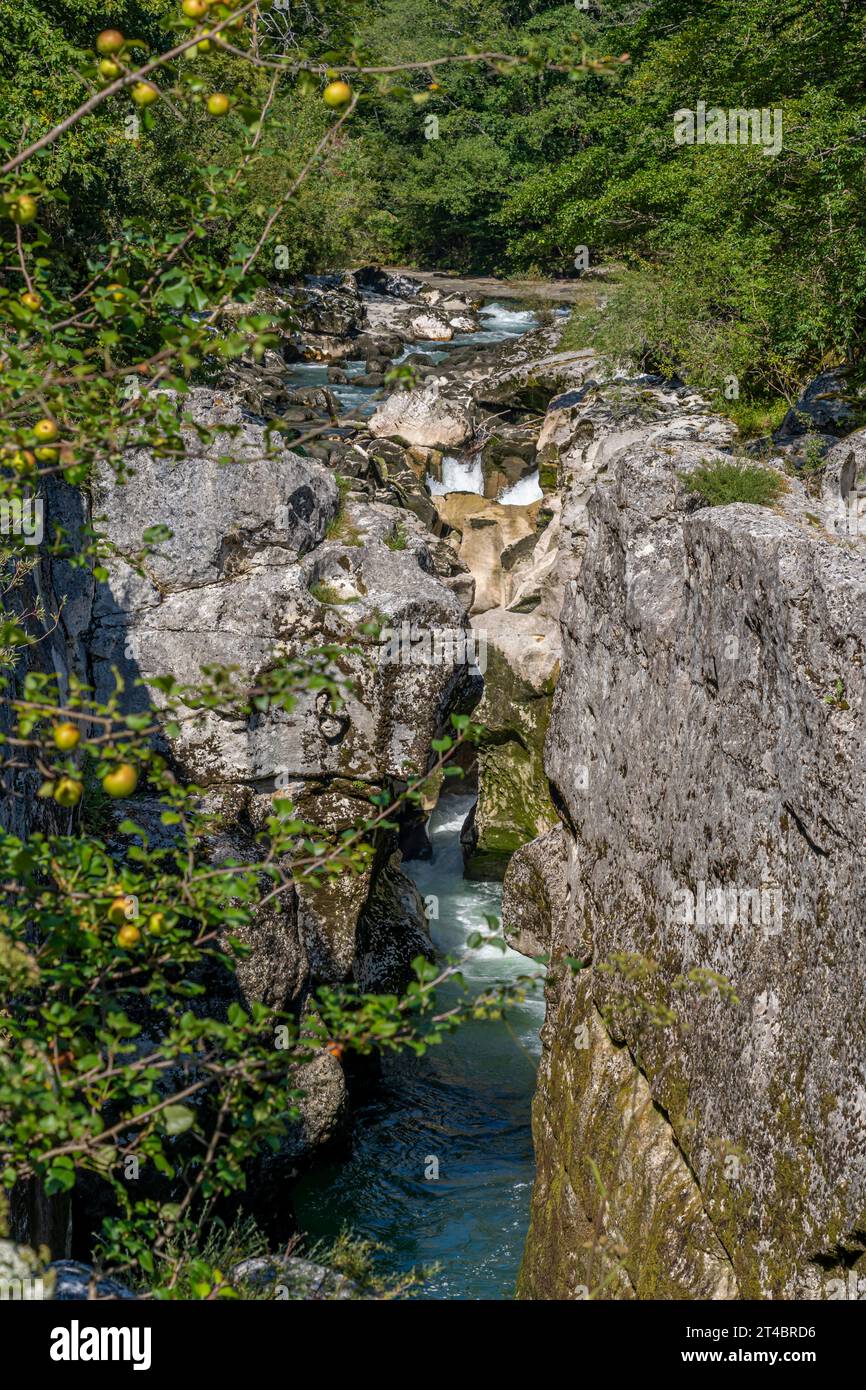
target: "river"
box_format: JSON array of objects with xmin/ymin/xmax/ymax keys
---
[
  {"xmin": 291, "ymin": 793, "xmax": 545, "ymax": 1299},
  {"xmin": 289, "ymin": 296, "xmax": 549, "ymax": 1299}
]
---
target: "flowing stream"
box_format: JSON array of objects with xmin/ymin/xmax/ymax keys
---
[
  {"xmin": 286, "ymin": 297, "xmax": 550, "ymax": 421},
  {"xmin": 292, "ymin": 794, "xmax": 545, "ymax": 1299},
  {"xmin": 291, "ymin": 295, "xmax": 553, "ymax": 1298}
]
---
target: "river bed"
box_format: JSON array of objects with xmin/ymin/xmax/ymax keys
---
[
  {"xmin": 290, "ymin": 295, "xmax": 550, "ymax": 1299},
  {"xmin": 291, "ymin": 794, "xmax": 545, "ymax": 1299},
  {"xmin": 286, "ymin": 298, "xmax": 550, "ymax": 422}
]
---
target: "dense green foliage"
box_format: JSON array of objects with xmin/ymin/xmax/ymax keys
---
[
  {"xmin": 351, "ymin": 0, "xmax": 866, "ymax": 399},
  {"xmin": 8, "ymin": 2, "xmax": 859, "ymax": 396}
]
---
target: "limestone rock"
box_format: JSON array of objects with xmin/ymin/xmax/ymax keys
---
[
  {"xmin": 353, "ymin": 851, "xmax": 433, "ymax": 992},
  {"xmin": 230, "ymin": 1254, "xmax": 359, "ymax": 1300},
  {"xmin": 518, "ymin": 990, "xmax": 738, "ymax": 1300},
  {"xmin": 820, "ymin": 426, "xmax": 866, "ymax": 541},
  {"xmin": 410, "ymin": 312, "xmax": 453, "ymax": 341},
  {"xmin": 50, "ymin": 1261, "xmax": 138, "ymax": 1301},
  {"xmin": 290, "ymin": 281, "xmax": 365, "ymax": 339},
  {"xmin": 502, "ymin": 826, "xmax": 568, "ymax": 958},
  {"xmin": 469, "ymin": 330, "xmax": 597, "ymax": 412},
  {"xmin": 91, "ymin": 388, "xmax": 340, "ymax": 590},
  {"xmin": 283, "ymin": 1042, "xmax": 348, "ymax": 1159},
  {"xmin": 43, "ymin": 385, "xmax": 478, "ymax": 1169},
  {"xmin": 508, "ymin": 373, "xmax": 866, "ymax": 1299},
  {"xmin": 354, "ymin": 266, "xmax": 421, "ymax": 301},
  {"xmin": 432, "ymin": 494, "xmax": 540, "ymax": 614},
  {"xmin": 299, "ymin": 334, "xmax": 358, "ymax": 362},
  {"xmin": 777, "ymin": 366, "xmax": 866, "ymax": 439},
  {"xmin": 368, "ymin": 382, "xmax": 474, "ymax": 450},
  {"xmin": 461, "ymin": 607, "xmax": 560, "ymax": 880},
  {"xmin": 0, "ymin": 1240, "xmax": 54, "ymax": 1299}
]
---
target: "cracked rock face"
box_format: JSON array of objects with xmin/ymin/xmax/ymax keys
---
[
  {"xmin": 26, "ymin": 385, "xmax": 479, "ymax": 1167},
  {"xmin": 90, "ymin": 392, "xmax": 471, "ymax": 984},
  {"xmin": 93, "ymin": 388, "xmax": 340, "ymax": 587},
  {"xmin": 505, "ymin": 374, "xmax": 866, "ymax": 1299}
]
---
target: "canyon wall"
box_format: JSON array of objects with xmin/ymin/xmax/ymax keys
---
[
  {"xmin": 504, "ymin": 375, "xmax": 866, "ymax": 1299},
  {"xmin": 5, "ymin": 385, "xmax": 478, "ymax": 1208}
]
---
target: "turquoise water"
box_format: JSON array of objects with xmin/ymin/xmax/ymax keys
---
[
  {"xmin": 290, "ymin": 299, "xmax": 550, "ymax": 1298},
  {"xmin": 291, "ymin": 794, "xmax": 545, "ymax": 1300},
  {"xmin": 285, "ymin": 299, "xmax": 548, "ymax": 416}
]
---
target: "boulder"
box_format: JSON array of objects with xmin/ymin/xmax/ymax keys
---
[
  {"xmin": 820, "ymin": 426, "xmax": 866, "ymax": 541},
  {"xmin": 466, "ymin": 327, "xmax": 598, "ymax": 411},
  {"xmin": 368, "ymin": 382, "xmax": 474, "ymax": 450},
  {"xmin": 353, "ymin": 851, "xmax": 433, "ymax": 992},
  {"xmin": 505, "ymin": 500, "xmax": 561, "ymax": 615},
  {"xmin": 277, "ymin": 1036, "xmax": 348, "ymax": 1161},
  {"xmin": 290, "ymin": 282, "xmax": 365, "ymax": 339},
  {"xmin": 50, "ymin": 1261, "xmax": 138, "ymax": 1301},
  {"xmin": 354, "ymin": 266, "xmax": 421, "ymax": 301},
  {"xmin": 222, "ymin": 363, "xmax": 292, "ymax": 417},
  {"xmin": 410, "ymin": 312, "xmax": 454, "ymax": 342},
  {"xmin": 502, "ymin": 826, "xmax": 568, "ymax": 958},
  {"xmin": 362, "ymin": 439, "xmax": 440, "ymax": 529},
  {"xmin": 90, "ymin": 388, "xmax": 341, "ymax": 590},
  {"xmin": 352, "ymin": 331, "xmax": 406, "ymax": 361},
  {"xmin": 776, "ymin": 367, "xmax": 866, "ymax": 439},
  {"xmin": 230, "ymin": 1255, "xmax": 359, "ymax": 1300},
  {"xmin": 298, "ymin": 334, "xmax": 357, "ymax": 362}
]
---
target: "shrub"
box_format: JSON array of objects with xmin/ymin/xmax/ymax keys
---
[{"xmin": 680, "ymin": 460, "xmax": 786, "ymax": 509}]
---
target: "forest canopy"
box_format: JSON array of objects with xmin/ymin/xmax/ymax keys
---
[{"xmin": 3, "ymin": 1, "xmax": 863, "ymax": 400}]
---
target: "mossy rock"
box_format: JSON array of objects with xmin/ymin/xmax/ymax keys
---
[{"xmin": 463, "ymin": 640, "xmax": 558, "ymax": 880}]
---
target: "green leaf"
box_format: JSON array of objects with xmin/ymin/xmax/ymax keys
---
[{"xmin": 163, "ymin": 1104, "xmax": 196, "ymax": 1136}]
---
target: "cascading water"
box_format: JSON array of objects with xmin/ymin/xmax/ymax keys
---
[
  {"xmin": 427, "ymin": 454, "xmax": 485, "ymax": 496},
  {"xmin": 498, "ymin": 470, "xmax": 543, "ymax": 505},
  {"xmin": 289, "ymin": 292, "xmax": 553, "ymax": 1297},
  {"xmin": 285, "ymin": 299, "xmax": 545, "ymax": 418},
  {"xmin": 459, "ymin": 302, "xmax": 542, "ymax": 343},
  {"xmin": 291, "ymin": 793, "xmax": 545, "ymax": 1299}
]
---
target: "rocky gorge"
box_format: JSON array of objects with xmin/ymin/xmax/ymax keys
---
[
  {"xmin": 2, "ymin": 267, "xmax": 574, "ymax": 1285},
  {"xmin": 4, "ymin": 260, "xmax": 865, "ymax": 1301}
]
